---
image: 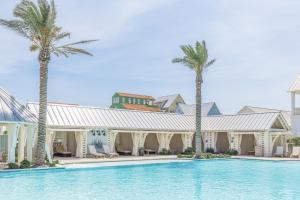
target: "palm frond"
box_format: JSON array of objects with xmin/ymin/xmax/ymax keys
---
[
  {"xmin": 57, "ymin": 39, "xmax": 98, "ymax": 47},
  {"xmin": 172, "ymin": 40, "xmax": 215, "ymax": 73},
  {"xmin": 30, "ymin": 44, "xmax": 40, "ymax": 51},
  {"xmin": 0, "ymin": 19, "xmax": 31, "ymax": 39},
  {"xmin": 172, "ymin": 57, "xmax": 184, "ymax": 63},
  {"xmin": 204, "ymin": 59, "xmax": 216, "ymax": 68}
]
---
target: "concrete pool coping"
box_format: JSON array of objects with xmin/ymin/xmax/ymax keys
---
[
  {"xmin": 2, "ymin": 155, "xmax": 300, "ymax": 172},
  {"xmin": 232, "ymin": 156, "xmax": 300, "ymax": 161}
]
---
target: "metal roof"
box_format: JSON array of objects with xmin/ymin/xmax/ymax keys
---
[
  {"xmin": 289, "ymin": 74, "xmax": 300, "ymax": 93},
  {"xmin": 176, "ymin": 102, "xmax": 221, "ymax": 116},
  {"xmin": 155, "ymin": 94, "xmax": 184, "ymax": 109},
  {"xmin": 0, "ymin": 88, "xmax": 37, "ymax": 124},
  {"xmin": 238, "ymin": 106, "xmax": 291, "ymax": 126},
  {"xmin": 204, "ymin": 112, "xmax": 289, "ymax": 132},
  {"xmin": 27, "ymin": 102, "xmax": 289, "ymax": 133}
]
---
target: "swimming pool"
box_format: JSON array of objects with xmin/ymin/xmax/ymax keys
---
[{"xmin": 0, "ymin": 159, "xmax": 299, "ymax": 200}]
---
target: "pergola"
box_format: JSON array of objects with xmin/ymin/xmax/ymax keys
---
[{"xmin": 0, "ymin": 88, "xmax": 37, "ymax": 163}]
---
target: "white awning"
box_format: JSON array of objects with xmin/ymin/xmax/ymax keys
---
[{"xmin": 0, "ymin": 88, "xmax": 37, "ymax": 124}]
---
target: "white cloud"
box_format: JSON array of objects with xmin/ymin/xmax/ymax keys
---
[{"xmin": 0, "ymin": 0, "xmax": 174, "ymax": 74}]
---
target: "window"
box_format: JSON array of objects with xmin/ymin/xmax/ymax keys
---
[
  {"xmin": 137, "ymin": 99, "xmax": 140, "ymax": 104},
  {"xmin": 122, "ymin": 97, "xmax": 125, "ymax": 103},
  {"xmin": 116, "ymin": 97, "xmax": 119, "ymax": 103},
  {"xmin": 143, "ymin": 100, "xmax": 146, "ymax": 105},
  {"xmin": 133, "ymin": 98, "xmax": 136, "ymax": 104},
  {"xmin": 128, "ymin": 98, "xmax": 132, "ymax": 104}
]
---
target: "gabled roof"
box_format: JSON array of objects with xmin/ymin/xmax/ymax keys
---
[
  {"xmin": 289, "ymin": 74, "xmax": 300, "ymax": 93},
  {"xmin": 238, "ymin": 106, "xmax": 291, "ymax": 127},
  {"xmin": 0, "ymin": 88, "xmax": 37, "ymax": 124},
  {"xmin": 122, "ymin": 104, "xmax": 161, "ymax": 112},
  {"xmin": 27, "ymin": 102, "xmax": 289, "ymax": 133},
  {"xmin": 155, "ymin": 94, "xmax": 184, "ymax": 109},
  {"xmin": 177, "ymin": 102, "xmax": 221, "ymax": 116},
  {"xmin": 115, "ymin": 92, "xmax": 155, "ymax": 100},
  {"xmin": 203, "ymin": 112, "xmax": 290, "ymax": 132}
]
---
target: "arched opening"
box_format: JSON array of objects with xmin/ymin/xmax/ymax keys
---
[
  {"xmin": 216, "ymin": 132, "xmax": 229, "ymax": 153},
  {"xmin": 240, "ymin": 134, "xmax": 255, "ymax": 155},
  {"xmin": 115, "ymin": 133, "xmax": 133, "ymax": 155},
  {"xmin": 144, "ymin": 133, "xmax": 159, "ymax": 154},
  {"xmin": 169, "ymin": 134, "xmax": 183, "ymax": 154},
  {"xmin": 272, "ymin": 135, "xmax": 285, "ymax": 155},
  {"xmin": 53, "ymin": 131, "xmax": 77, "ymax": 157}
]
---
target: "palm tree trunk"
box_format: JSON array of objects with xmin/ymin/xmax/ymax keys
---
[
  {"xmin": 195, "ymin": 73, "xmax": 202, "ymax": 155},
  {"xmin": 35, "ymin": 48, "xmax": 50, "ymax": 166}
]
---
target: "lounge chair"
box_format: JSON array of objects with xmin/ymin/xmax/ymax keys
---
[
  {"xmin": 54, "ymin": 144, "xmax": 72, "ymax": 157},
  {"xmin": 88, "ymin": 145, "xmax": 105, "ymax": 158},
  {"xmin": 274, "ymin": 146, "xmax": 284, "ymax": 157},
  {"xmin": 103, "ymin": 145, "xmax": 119, "ymax": 158},
  {"xmin": 144, "ymin": 149, "xmax": 156, "ymax": 155},
  {"xmin": 116, "ymin": 144, "xmax": 132, "ymax": 155},
  {"xmin": 290, "ymin": 146, "xmax": 300, "ymax": 158}
]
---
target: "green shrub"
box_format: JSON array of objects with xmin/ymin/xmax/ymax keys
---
[
  {"xmin": 1, "ymin": 152, "xmax": 7, "ymax": 162},
  {"xmin": 46, "ymin": 160, "xmax": 59, "ymax": 167},
  {"xmin": 183, "ymin": 147, "xmax": 195, "ymax": 155},
  {"xmin": 194, "ymin": 153, "xmax": 228, "ymax": 159},
  {"xmin": 19, "ymin": 160, "xmax": 31, "ymax": 169},
  {"xmin": 290, "ymin": 137, "xmax": 300, "ymax": 146},
  {"xmin": 177, "ymin": 154, "xmax": 194, "ymax": 158},
  {"xmin": 8, "ymin": 163, "xmax": 19, "ymax": 169},
  {"xmin": 159, "ymin": 148, "xmax": 172, "ymax": 155},
  {"xmin": 224, "ymin": 149, "xmax": 239, "ymax": 155},
  {"xmin": 205, "ymin": 147, "xmax": 215, "ymax": 153}
]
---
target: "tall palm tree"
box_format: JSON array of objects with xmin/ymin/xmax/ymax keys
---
[
  {"xmin": 172, "ymin": 41, "xmax": 215, "ymax": 155},
  {"xmin": 0, "ymin": 0, "xmax": 95, "ymax": 165}
]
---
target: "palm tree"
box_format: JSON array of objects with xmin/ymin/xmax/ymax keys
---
[
  {"xmin": 0, "ymin": 0, "xmax": 95, "ymax": 165},
  {"xmin": 172, "ymin": 41, "xmax": 215, "ymax": 155}
]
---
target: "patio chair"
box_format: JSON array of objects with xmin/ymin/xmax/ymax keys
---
[
  {"xmin": 103, "ymin": 145, "xmax": 119, "ymax": 158},
  {"xmin": 88, "ymin": 145, "xmax": 105, "ymax": 158},
  {"xmin": 290, "ymin": 146, "xmax": 300, "ymax": 158},
  {"xmin": 274, "ymin": 146, "xmax": 284, "ymax": 157}
]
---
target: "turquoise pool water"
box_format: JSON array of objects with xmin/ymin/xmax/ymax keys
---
[{"xmin": 0, "ymin": 159, "xmax": 300, "ymax": 200}]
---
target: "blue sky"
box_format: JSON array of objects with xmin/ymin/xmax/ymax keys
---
[{"xmin": 0, "ymin": 0, "xmax": 299, "ymax": 114}]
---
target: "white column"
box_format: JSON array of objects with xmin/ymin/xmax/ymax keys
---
[
  {"xmin": 263, "ymin": 131, "xmax": 271, "ymax": 157},
  {"xmin": 26, "ymin": 126, "xmax": 36, "ymax": 162},
  {"xmin": 45, "ymin": 130, "xmax": 54, "ymax": 163},
  {"xmin": 181, "ymin": 134, "xmax": 193, "ymax": 151},
  {"xmin": 227, "ymin": 133, "xmax": 232, "ymax": 149},
  {"xmin": 138, "ymin": 132, "xmax": 148, "ymax": 149},
  {"xmin": 214, "ymin": 133, "xmax": 218, "ymax": 151},
  {"xmin": 291, "ymin": 92, "xmax": 296, "ymax": 115},
  {"xmin": 7, "ymin": 124, "xmax": 19, "ymax": 163},
  {"xmin": 165, "ymin": 133, "xmax": 174, "ymax": 150},
  {"xmin": 75, "ymin": 131, "xmax": 83, "ymax": 158},
  {"xmin": 131, "ymin": 132, "xmax": 140, "ymax": 156},
  {"xmin": 157, "ymin": 133, "xmax": 164, "ymax": 151},
  {"xmin": 109, "ymin": 131, "xmax": 118, "ymax": 153},
  {"xmin": 17, "ymin": 125, "xmax": 27, "ymax": 163}
]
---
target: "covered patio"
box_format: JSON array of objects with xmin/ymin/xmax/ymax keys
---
[
  {"xmin": 27, "ymin": 102, "xmax": 195, "ymax": 159},
  {"xmin": 202, "ymin": 112, "xmax": 291, "ymax": 156},
  {"xmin": 0, "ymin": 88, "xmax": 37, "ymax": 164}
]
